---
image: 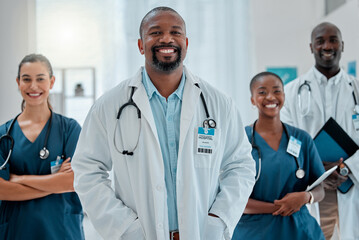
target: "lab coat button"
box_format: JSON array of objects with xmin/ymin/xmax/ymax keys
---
[
  {"xmin": 157, "ymin": 223, "xmax": 163, "ymax": 229},
  {"xmin": 156, "ymin": 185, "xmax": 163, "ymax": 191}
]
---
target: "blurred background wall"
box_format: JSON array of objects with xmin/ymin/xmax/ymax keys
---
[{"xmin": 1, "ymin": 0, "xmax": 358, "ymax": 126}]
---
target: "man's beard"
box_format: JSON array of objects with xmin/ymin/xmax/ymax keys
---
[{"xmin": 151, "ymin": 45, "xmax": 182, "ymax": 72}]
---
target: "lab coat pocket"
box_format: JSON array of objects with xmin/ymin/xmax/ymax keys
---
[
  {"xmin": 0, "ymin": 222, "xmax": 9, "ymax": 239},
  {"xmin": 204, "ymin": 215, "xmax": 225, "ymax": 240},
  {"xmin": 122, "ymin": 218, "xmax": 145, "ymax": 240},
  {"xmin": 194, "ymin": 128, "xmax": 221, "ymax": 168}
]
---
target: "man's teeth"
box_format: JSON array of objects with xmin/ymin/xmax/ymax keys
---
[
  {"xmin": 323, "ymin": 53, "xmax": 333, "ymax": 57},
  {"xmin": 159, "ymin": 49, "xmax": 174, "ymax": 53},
  {"xmin": 265, "ymin": 104, "xmax": 277, "ymax": 108},
  {"xmin": 29, "ymin": 93, "xmax": 41, "ymax": 97}
]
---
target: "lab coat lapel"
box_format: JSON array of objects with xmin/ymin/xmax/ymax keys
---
[
  {"xmin": 336, "ymin": 73, "xmax": 353, "ymax": 123},
  {"xmin": 306, "ymin": 70, "xmax": 324, "ymax": 121},
  {"xmin": 130, "ymin": 68, "xmax": 160, "ymax": 145},
  {"xmin": 178, "ymin": 68, "xmax": 201, "ymax": 155},
  {"xmin": 310, "ymin": 81, "xmax": 324, "ymax": 119}
]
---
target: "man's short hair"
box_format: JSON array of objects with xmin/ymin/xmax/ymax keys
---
[
  {"xmin": 139, "ymin": 6, "xmax": 185, "ymax": 39},
  {"xmin": 311, "ymin": 22, "xmax": 342, "ymax": 42}
]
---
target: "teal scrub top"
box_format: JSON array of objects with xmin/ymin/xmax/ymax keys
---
[
  {"xmin": 232, "ymin": 123, "xmax": 325, "ymax": 240},
  {"xmin": 0, "ymin": 112, "xmax": 84, "ymax": 240}
]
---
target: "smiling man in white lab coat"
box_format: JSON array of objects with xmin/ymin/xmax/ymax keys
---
[
  {"xmin": 282, "ymin": 22, "xmax": 359, "ymax": 240},
  {"xmin": 72, "ymin": 7, "xmax": 255, "ymax": 240}
]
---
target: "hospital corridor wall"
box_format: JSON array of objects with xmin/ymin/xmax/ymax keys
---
[
  {"xmin": 0, "ymin": 0, "xmax": 36, "ymax": 125},
  {"xmin": 0, "ymin": 0, "xmax": 359, "ymax": 240}
]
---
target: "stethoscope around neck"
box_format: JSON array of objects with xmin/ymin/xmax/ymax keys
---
[
  {"xmin": 113, "ymin": 83, "xmax": 216, "ymax": 156},
  {"xmin": 298, "ymin": 79, "xmax": 359, "ymax": 116},
  {"xmin": 0, "ymin": 111, "xmax": 53, "ymax": 170},
  {"xmin": 251, "ymin": 121, "xmax": 305, "ymax": 182}
]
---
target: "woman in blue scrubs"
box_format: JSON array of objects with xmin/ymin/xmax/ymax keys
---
[
  {"xmin": 232, "ymin": 72, "xmax": 325, "ymax": 240},
  {"xmin": 0, "ymin": 54, "xmax": 84, "ymax": 239}
]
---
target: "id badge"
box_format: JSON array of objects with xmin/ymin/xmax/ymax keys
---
[
  {"xmin": 50, "ymin": 156, "xmax": 64, "ymax": 174},
  {"xmin": 287, "ymin": 136, "xmax": 301, "ymax": 158},
  {"xmin": 352, "ymin": 115, "xmax": 359, "ymax": 131},
  {"xmin": 197, "ymin": 127, "xmax": 215, "ymax": 155}
]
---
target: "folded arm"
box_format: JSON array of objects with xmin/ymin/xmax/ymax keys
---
[
  {"xmin": 0, "ymin": 177, "xmax": 51, "ymax": 201},
  {"xmin": 9, "ymin": 157, "xmax": 75, "ymax": 194}
]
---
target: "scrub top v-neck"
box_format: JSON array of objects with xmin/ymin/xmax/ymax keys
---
[
  {"xmin": 233, "ymin": 123, "xmax": 325, "ymax": 240},
  {"xmin": 0, "ymin": 112, "xmax": 84, "ymax": 240}
]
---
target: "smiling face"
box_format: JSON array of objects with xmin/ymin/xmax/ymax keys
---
[
  {"xmin": 138, "ymin": 10, "xmax": 188, "ymax": 73},
  {"xmin": 16, "ymin": 61, "xmax": 55, "ymax": 109},
  {"xmin": 251, "ymin": 74, "xmax": 285, "ymax": 119},
  {"xmin": 310, "ymin": 23, "xmax": 344, "ymax": 73}
]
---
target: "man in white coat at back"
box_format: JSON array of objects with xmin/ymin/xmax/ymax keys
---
[
  {"xmin": 281, "ymin": 22, "xmax": 359, "ymax": 240},
  {"xmin": 72, "ymin": 7, "xmax": 255, "ymax": 240}
]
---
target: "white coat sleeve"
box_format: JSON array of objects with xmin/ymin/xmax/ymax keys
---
[
  {"xmin": 208, "ymin": 99, "xmax": 256, "ymax": 240},
  {"xmin": 72, "ymin": 104, "xmax": 137, "ymax": 239},
  {"xmin": 346, "ymin": 77, "xmax": 359, "ymax": 185},
  {"xmin": 344, "ymin": 150, "xmax": 359, "ymax": 185}
]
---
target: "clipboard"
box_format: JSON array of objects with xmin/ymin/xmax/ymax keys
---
[{"xmin": 313, "ymin": 117, "xmax": 358, "ymax": 193}]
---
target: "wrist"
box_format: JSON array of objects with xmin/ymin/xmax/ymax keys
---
[
  {"xmin": 18, "ymin": 175, "xmax": 26, "ymax": 184},
  {"xmin": 11, "ymin": 175, "xmax": 24, "ymax": 184},
  {"xmin": 307, "ymin": 191, "xmax": 314, "ymax": 204}
]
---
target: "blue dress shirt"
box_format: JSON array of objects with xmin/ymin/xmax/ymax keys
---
[{"xmin": 142, "ymin": 68, "xmax": 185, "ymax": 231}]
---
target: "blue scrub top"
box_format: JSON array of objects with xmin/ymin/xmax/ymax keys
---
[
  {"xmin": 0, "ymin": 112, "xmax": 84, "ymax": 240},
  {"xmin": 232, "ymin": 123, "xmax": 325, "ymax": 240}
]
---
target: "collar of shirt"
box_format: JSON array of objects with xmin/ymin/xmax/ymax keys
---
[
  {"xmin": 312, "ymin": 66, "xmax": 343, "ymax": 86},
  {"xmin": 142, "ymin": 68, "xmax": 186, "ymax": 101}
]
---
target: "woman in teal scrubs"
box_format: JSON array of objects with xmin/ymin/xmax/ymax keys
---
[
  {"xmin": 232, "ymin": 72, "xmax": 325, "ymax": 240},
  {"xmin": 0, "ymin": 54, "xmax": 84, "ymax": 239}
]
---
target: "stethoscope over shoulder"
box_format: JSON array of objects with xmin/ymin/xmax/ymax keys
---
[
  {"xmin": 0, "ymin": 111, "xmax": 53, "ymax": 170},
  {"xmin": 114, "ymin": 86, "xmax": 141, "ymax": 156},
  {"xmin": 297, "ymin": 75, "xmax": 359, "ymax": 117},
  {"xmin": 194, "ymin": 83, "xmax": 216, "ymax": 129},
  {"xmin": 114, "ymin": 82, "xmax": 216, "ymax": 156},
  {"xmin": 117, "ymin": 87, "xmax": 141, "ymax": 120},
  {"xmin": 0, "ymin": 117, "xmax": 17, "ymax": 170},
  {"xmin": 250, "ymin": 121, "xmax": 305, "ymax": 182},
  {"xmin": 297, "ymin": 80, "xmax": 312, "ymax": 116}
]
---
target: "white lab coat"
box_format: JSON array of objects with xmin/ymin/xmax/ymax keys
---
[
  {"xmin": 281, "ymin": 67, "xmax": 359, "ymax": 240},
  {"xmin": 72, "ymin": 66, "xmax": 255, "ymax": 240}
]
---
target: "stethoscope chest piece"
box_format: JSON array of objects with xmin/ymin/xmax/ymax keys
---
[
  {"xmin": 203, "ymin": 119, "xmax": 216, "ymax": 129},
  {"xmin": 251, "ymin": 121, "xmax": 306, "ymax": 181},
  {"xmin": 39, "ymin": 147, "xmax": 50, "ymax": 160},
  {"xmin": 296, "ymin": 168, "xmax": 305, "ymax": 179}
]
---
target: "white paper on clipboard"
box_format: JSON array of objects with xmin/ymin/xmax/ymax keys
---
[{"xmin": 306, "ymin": 165, "xmax": 338, "ymax": 191}]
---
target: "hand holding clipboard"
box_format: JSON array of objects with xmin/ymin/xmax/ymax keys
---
[
  {"xmin": 321, "ymin": 159, "xmax": 349, "ymax": 190},
  {"xmin": 313, "ymin": 118, "xmax": 357, "ymax": 193}
]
